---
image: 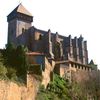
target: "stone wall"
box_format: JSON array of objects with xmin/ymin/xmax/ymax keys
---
[
  {"xmin": 0, "ymin": 74, "xmax": 39, "ymax": 100},
  {"xmin": 0, "ymin": 80, "xmax": 25, "ymax": 100},
  {"xmin": 0, "ymin": 57, "xmax": 55, "ymax": 100},
  {"xmin": 71, "ymin": 70, "xmax": 94, "ymax": 83},
  {"xmin": 42, "ymin": 57, "xmax": 55, "ymax": 88}
]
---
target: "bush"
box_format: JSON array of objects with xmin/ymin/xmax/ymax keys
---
[
  {"xmin": 36, "ymin": 74, "xmax": 71, "ymax": 100},
  {"xmin": 6, "ymin": 67, "xmax": 16, "ymax": 79},
  {"xmin": 0, "ymin": 62, "xmax": 7, "ymax": 77},
  {"xmin": 28, "ymin": 64, "xmax": 42, "ymax": 75}
]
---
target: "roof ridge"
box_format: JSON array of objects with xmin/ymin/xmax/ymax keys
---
[
  {"xmin": 8, "ymin": 3, "xmax": 32, "ymax": 17},
  {"xmin": 17, "ymin": 4, "xmax": 32, "ymax": 16}
]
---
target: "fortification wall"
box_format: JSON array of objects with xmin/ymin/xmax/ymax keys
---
[
  {"xmin": 0, "ymin": 74, "xmax": 39, "ymax": 100},
  {"xmin": 42, "ymin": 57, "xmax": 55, "ymax": 88},
  {"xmin": 0, "ymin": 57, "xmax": 55, "ymax": 100},
  {"xmin": 0, "ymin": 80, "xmax": 26, "ymax": 100}
]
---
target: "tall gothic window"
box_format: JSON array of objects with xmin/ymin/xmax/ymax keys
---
[{"xmin": 22, "ymin": 28, "xmax": 25, "ymax": 33}]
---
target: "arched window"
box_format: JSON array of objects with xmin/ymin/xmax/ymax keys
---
[
  {"xmin": 39, "ymin": 34, "xmax": 42, "ymax": 40},
  {"xmin": 22, "ymin": 28, "xmax": 25, "ymax": 33}
]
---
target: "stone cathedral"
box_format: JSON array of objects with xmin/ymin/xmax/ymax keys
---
[{"xmin": 7, "ymin": 4, "xmax": 95, "ymax": 81}]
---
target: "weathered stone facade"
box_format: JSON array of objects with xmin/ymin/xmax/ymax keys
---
[
  {"xmin": 7, "ymin": 4, "xmax": 33, "ymax": 45},
  {"xmin": 7, "ymin": 4, "xmax": 96, "ymax": 83},
  {"xmin": 7, "ymin": 4, "xmax": 88, "ymax": 65},
  {"xmin": 26, "ymin": 52, "xmax": 55, "ymax": 88}
]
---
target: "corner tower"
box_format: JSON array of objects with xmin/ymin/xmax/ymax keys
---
[{"xmin": 7, "ymin": 3, "xmax": 33, "ymax": 45}]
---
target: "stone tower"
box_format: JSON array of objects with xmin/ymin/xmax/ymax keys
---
[{"xmin": 7, "ymin": 3, "xmax": 33, "ymax": 45}]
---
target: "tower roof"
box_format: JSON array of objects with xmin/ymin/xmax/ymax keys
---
[
  {"xmin": 8, "ymin": 3, "xmax": 32, "ymax": 17},
  {"xmin": 89, "ymin": 60, "xmax": 94, "ymax": 65}
]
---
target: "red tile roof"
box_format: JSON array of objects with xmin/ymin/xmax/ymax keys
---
[{"xmin": 26, "ymin": 52, "xmax": 44, "ymax": 56}]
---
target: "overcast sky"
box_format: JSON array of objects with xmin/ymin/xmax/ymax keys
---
[{"xmin": 0, "ymin": 0, "xmax": 100, "ymax": 68}]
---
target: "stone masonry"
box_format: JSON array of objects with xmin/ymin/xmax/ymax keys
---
[{"xmin": 7, "ymin": 4, "xmax": 96, "ymax": 82}]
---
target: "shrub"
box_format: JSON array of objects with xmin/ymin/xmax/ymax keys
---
[
  {"xmin": 6, "ymin": 67, "xmax": 17, "ymax": 79},
  {"xmin": 36, "ymin": 74, "xmax": 71, "ymax": 100},
  {"xmin": 28, "ymin": 64, "xmax": 42, "ymax": 75},
  {"xmin": 0, "ymin": 62, "xmax": 7, "ymax": 75}
]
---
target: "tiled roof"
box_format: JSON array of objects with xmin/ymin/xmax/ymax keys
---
[
  {"xmin": 8, "ymin": 3, "xmax": 32, "ymax": 16},
  {"xmin": 26, "ymin": 52, "xmax": 44, "ymax": 56}
]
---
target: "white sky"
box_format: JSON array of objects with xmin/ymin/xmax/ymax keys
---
[{"xmin": 0, "ymin": 0, "xmax": 100, "ymax": 68}]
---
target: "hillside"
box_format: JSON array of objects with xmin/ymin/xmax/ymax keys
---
[
  {"xmin": 36, "ymin": 73, "xmax": 100, "ymax": 100},
  {"xmin": 0, "ymin": 44, "xmax": 100, "ymax": 100}
]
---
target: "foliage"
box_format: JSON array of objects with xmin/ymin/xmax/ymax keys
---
[
  {"xmin": 36, "ymin": 84, "xmax": 60, "ymax": 100},
  {"xmin": 28, "ymin": 64, "xmax": 42, "ymax": 75},
  {"xmin": 36, "ymin": 73, "xmax": 100, "ymax": 100},
  {"xmin": 0, "ymin": 43, "xmax": 28, "ymax": 83},
  {"xmin": 0, "ymin": 62, "xmax": 7, "ymax": 79},
  {"xmin": 71, "ymin": 70, "xmax": 99, "ymax": 99},
  {"xmin": 36, "ymin": 74, "xmax": 71, "ymax": 100},
  {"xmin": 6, "ymin": 67, "xmax": 17, "ymax": 79},
  {"xmin": 0, "ymin": 53, "xmax": 8, "ymax": 80}
]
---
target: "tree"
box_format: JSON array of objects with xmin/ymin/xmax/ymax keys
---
[
  {"xmin": 2, "ymin": 43, "xmax": 28, "ymax": 83},
  {"xmin": 15, "ymin": 45, "xmax": 28, "ymax": 78}
]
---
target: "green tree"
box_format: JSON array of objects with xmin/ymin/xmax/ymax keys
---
[
  {"xmin": 2, "ymin": 43, "xmax": 28, "ymax": 83},
  {"xmin": 3, "ymin": 43, "xmax": 16, "ymax": 66},
  {"xmin": 15, "ymin": 45, "xmax": 28, "ymax": 79}
]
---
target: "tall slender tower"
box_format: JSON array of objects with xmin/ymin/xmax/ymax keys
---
[{"xmin": 7, "ymin": 4, "xmax": 33, "ymax": 45}]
